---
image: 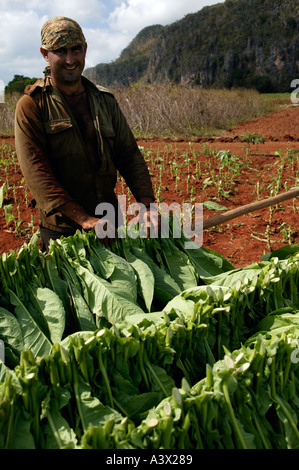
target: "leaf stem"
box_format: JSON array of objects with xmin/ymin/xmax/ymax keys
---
[{"xmin": 222, "ymin": 380, "xmax": 247, "ymax": 449}]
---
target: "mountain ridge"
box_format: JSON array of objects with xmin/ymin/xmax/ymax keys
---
[{"xmin": 84, "ymin": 0, "xmax": 299, "ymax": 92}]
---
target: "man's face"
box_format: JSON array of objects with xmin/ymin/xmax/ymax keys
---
[{"xmin": 41, "ymin": 42, "xmax": 87, "ymax": 89}]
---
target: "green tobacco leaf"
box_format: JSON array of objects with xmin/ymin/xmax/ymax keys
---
[
  {"xmin": 183, "ymin": 247, "xmax": 228, "ymax": 278},
  {"xmin": 129, "ymin": 244, "xmax": 181, "ymax": 302},
  {"xmin": 274, "ymin": 396, "xmax": 299, "ymax": 449},
  {"xmin": 165, "ymin": 285, "xmax": 230, "ymax": 313},
  {"xmin": 67, "ymin": 281, "xmax": 96, "ymax": 331},
  {"xmin": 9, "ymin": 289, "xmax": 53, "ymax": 357},
  {"xmin": 203, "ymin": 201, "xmax": 228, "ymax": 211},
  {"xmin": 122, "ymin": 312, "xmax": 164, "ymax": 328},
  {"xmin": 45, "ymin": 257, "xmax": 73, "ymax": 318},
  {"xmin": 160, "ymin": 238, "xmax": 198, "ymax": 292},
  {"xmin": 114, "ymin": 390, "xmax": 163, "ymax": 419},
  {"xmin": 9, "ymin": 409, "xmax": 36, "ymax": 449},
  {"xmin": 41, "ymin": 390, "xmax": 78, "ymax": 449},
  {"xmin": 173, "ymin": 234, "xmax": 234, "ymax": 278},
  {"xmin": 124, "ymin": 248, "xmax": 155, "ymax": 313},
  {"xmin": 111, "ymin": 370, "xmax": 163, "ymax": 418},
  {"xmin": 91, "ymin": 244, "xmax": 138, "ymax": 303},
  {"xmin": 89, "ymin": 247, "xmax": 115, "ymax": 280},
  {"xmin": 109, "ymin": 262, "xmax": 138, "ymax": 304},
  {"xmin": 163, "ymin": 293, "xmax": 196, "ymax": 317},
  {"xmin": 261, "ymin": 244, "xmax": 299, "ymax": 261},
  {"xmin": 75, "ymin": 373, "xmax": 123, "ymax": 430},
  {"xmin": 257, "ymin": 311, "xmax": 299, "ymax": 335},
  {"xmin": 74, "ymin": 263, "xmax": 144, "ymax": 325},
  {"xmin": 60, "ymin": 331, "xmax": 95, "ymax": 350},
  {"xmin": 145, "ymin": 363, "xmax": 176, "ymax": 397},
  {"xmin": 234, "ymin": 417, "xmax": 257, "ymax": 449},
  {"xmin": 33, "ymin": 287, "xmax": 66, "ymax": 344},
  {"xmin": 0, "ymin": 307, "xmax": 24, "ymax": 354},
  {"xmin": 203, "ymin": 263, "xmax": 264, "ymax": 287},
  {"xmin": 0, "ymin": 362, "xmax": 8, "ymax": 383},
  {"xmin": 200, "ymin": 247, "xmax": 235, "ymax": 272}
]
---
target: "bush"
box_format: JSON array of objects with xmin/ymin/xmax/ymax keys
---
[
  {"xmin": 5, "ymin": 75, "xmax": 37, "ymax": 95},
  {"xmin": 113, "ymin": 83, "xmax": 280, "ymax": 137},
  {"xmin": 0, "ymin": 94, "xmax": 20, "ymax": 135},
  {"xmin": 0, "ymin": 82, "xmax": 284, "ymax": 138}
]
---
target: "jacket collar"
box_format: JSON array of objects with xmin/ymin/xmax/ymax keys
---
[{"xmin": 24, "ymin": 72, "xmax": 109, "ymax": 100}]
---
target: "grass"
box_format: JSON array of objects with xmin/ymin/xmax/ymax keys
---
[
  {"xmin": 0, "ymin": 93, "xmax": 19, "ymax": 135},
  {"xmin": 113, "ymin": 84, "xmax": 290, "ymax": 138},
  {"xmin": 0, "ymin": 141, "xmax": 36, "ymax": 239},
  {"xmin": 262, "ymin": 92, "xmax": 291, "ymax": 105},
  {"xmin": 0, "ymin": 85, "xmax": 293, "ymax": 138}
]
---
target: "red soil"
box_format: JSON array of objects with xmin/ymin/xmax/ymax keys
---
[{"xmin": 1, "ymin": 104, "xmax": 299, "ymax": 269}]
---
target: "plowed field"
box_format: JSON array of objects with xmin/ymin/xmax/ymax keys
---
[{"xmin": 1, "ymin": 104, "xmax": 299, "ymax": 268}]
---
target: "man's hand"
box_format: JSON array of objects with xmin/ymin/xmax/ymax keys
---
[
  {"xmin": 57, "ymin": 201, "xmax": 115, "ymax": 246},
  {"xmin": 80, "ymin": 215, "xmax": 100, "ymax": 230},
  {"xmin": 94, "ymin": 218, "xmax": 116, "ymax": 247},
  {"xmin": 138, "ymin": 203, "xmax": 161, "ymax": 239}
]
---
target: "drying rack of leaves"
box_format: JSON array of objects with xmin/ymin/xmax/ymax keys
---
[{"xmin": 0, "ymin": 228, "xmax": 299, "ymax": 449}]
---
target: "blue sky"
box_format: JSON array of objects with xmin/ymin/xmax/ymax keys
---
[{"xmin": 0, "ymin": 0, "xmax": 224, "ymax": 86}]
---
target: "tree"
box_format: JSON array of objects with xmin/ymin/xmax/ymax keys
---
[{"xmin": 5, "ymin": 75, "xmax": 37, "ymax": 95}]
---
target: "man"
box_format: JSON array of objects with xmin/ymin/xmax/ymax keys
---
[{"xmin": 15, "ymin": 16, "xmax": 157, "ymax": 251}]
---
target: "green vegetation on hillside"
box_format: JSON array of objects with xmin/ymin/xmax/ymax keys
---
[{"xmin": 84, "ymin": 0, "xmax": 299, "ymax": 93}]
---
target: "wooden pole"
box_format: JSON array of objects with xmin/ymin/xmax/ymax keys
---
[{"xmin": 193, "ymin": 188, "xmax": 299, "ymax": 231}]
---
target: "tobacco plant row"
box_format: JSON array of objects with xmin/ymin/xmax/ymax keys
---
[{"xmin": 0, "ymin": 229, "xmax": 299, "ymax": 449}]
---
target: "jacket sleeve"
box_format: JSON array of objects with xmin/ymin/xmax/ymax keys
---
[
  {"xmin": 109, "ymin": 97, "xmax": 155, "ymax": 203},
  {"xmin": 15, "ymin": 94, "xmax": 73, "ymax": 216}
]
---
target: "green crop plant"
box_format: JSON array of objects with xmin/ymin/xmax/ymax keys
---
[
  {"xmin": 0, "ymin": 227, "xmax": 299, "ymax": 449},
  {"xmin": 280, "ymin": 222, "xmax": 294, "ymax": 245},
  {"xmin": 285, "ymin": 148, "xmax": 299, "ymax": 175},
  {"xmin": 13, "ymin": 183, "xmax": 17, "ymax": 204},
  {"xmin": 3, "ymin": 204, "xmax": 14, "ymax": 229},
  {"xmin": 0, "ymin": 183, "xmax": 7, "ymax": 207},
  {"xmin": 195, "ymin": 161, "xmax": 201, "ymax": 181},
  {"xmin": 168, "ymin": 160, "xmax": 177, "ymax": 177},
  {"xmin": 240, "ymin": 133, "xmax": 265, "ymax": 155}
]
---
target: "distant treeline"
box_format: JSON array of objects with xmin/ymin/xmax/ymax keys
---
[{"xmin": 5, "ymin": 75, "xmax": 37, "ymax": 95}]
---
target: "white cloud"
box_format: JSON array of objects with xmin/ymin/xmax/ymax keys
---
[
  {"xmin": 0, "ymin": 11, "xmax": 46, "ymax": 84},
  {"xmin": 0, "ymin": 0, "xmax": 223, "ymax": 85},
  {"xmin": 0, "ymin": 0, "xmax": 41, "ymax": 11},
  {"xmin": 84, "ymin": 28, "xmax": 131, "ymax": 68},
  {"xmin": 0, "ymin": 0, "xmax": 106, "ymax": 22},
  {"xmin": 108, "ymin": 0, "xmax": 221, "ymax": 34},
  {"xmin": 41, "ymin": 0, "xmax": 106, "ymax": 25}
]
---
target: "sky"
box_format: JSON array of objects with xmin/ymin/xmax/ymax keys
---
[{"xmin": 0, "ymin": 0, "xmax": 224, "ymax": 86}]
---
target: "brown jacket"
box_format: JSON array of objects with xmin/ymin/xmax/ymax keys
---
[{"xmin": 15, "ymin": 75, "xmax": 154, "ymax": 232}]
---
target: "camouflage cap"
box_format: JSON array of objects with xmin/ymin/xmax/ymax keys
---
[{"xmin": 41, "ymin": 16, "xmax": 86, "ymax": 51}]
